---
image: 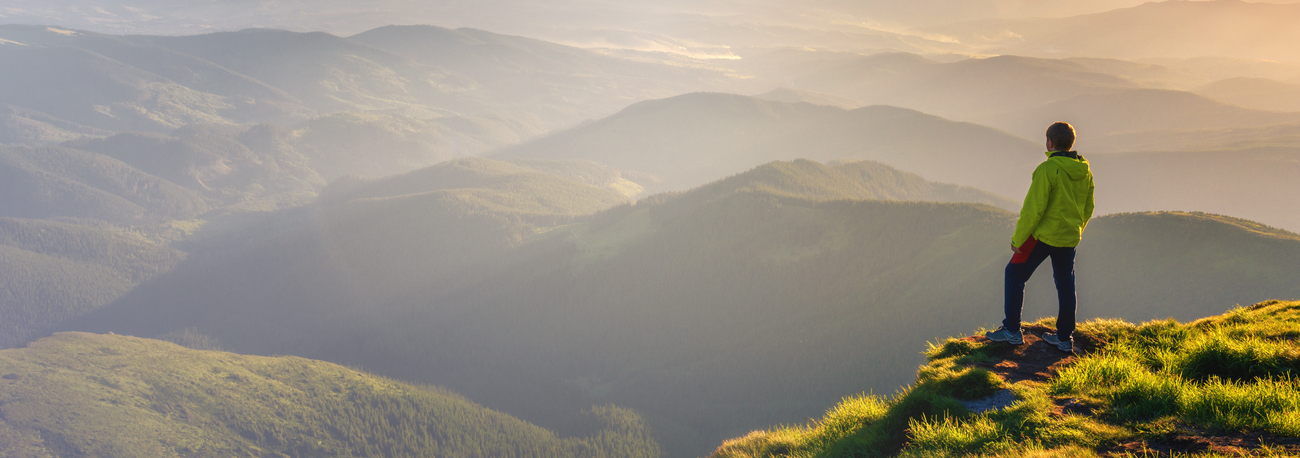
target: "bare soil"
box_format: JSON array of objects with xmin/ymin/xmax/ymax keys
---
[
  {"xmin": 961, "ymin": 324, "xmax": 1092, "ymax": 384},
  {"xmin": 1103, "ymin": 430, "xmax": 1300, "ymax": 457}
]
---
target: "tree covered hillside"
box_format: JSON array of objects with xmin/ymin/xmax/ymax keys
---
[
  {"xmin": 0, "ymin": 332, "xmax": 659, "ymax": 458},
  {"xmin": 0, "ymin": 217, "xmax": 184, "ymax": 348},
  {"xmin": 62, "ymin": 159, "xmax": 1300, "ymax": 457}
]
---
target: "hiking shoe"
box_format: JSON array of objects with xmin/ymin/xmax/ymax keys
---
[
  {"xmin": 985, "ymin": 326, "xmax": 1023, "ymax": 345},
  {"xmin": 1041, "ymin": 333, "xmax": 1074, "ymax": 353}
]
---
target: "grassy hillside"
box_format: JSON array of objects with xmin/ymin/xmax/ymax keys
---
[
  {"xmin": 0, "ymin": 332, "xmax": 660, "ymax": 458},
  {"xmin": 0, "ymin": 218, "xmax": 184, "ymax": 348},
  {"xmin": 712, "ymin": 299, "xmax": 1300, "ymax": 458},
  {"xmin": 62, "ymin": 161, "xmax": 1300, "ymax": 457}
]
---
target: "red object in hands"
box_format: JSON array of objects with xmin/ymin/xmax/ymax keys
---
[{"xmin": 1011, "ymin": 236, "xmax": 1038, "ymax": 264}]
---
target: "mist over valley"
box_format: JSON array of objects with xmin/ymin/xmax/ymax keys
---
[{"xmin": 3, "ymin": 2, "xmax": 1300, "ymax": 457}]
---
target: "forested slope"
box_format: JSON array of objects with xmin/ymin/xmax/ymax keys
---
[
  {"xmin": 0, "ymin": 332, "xmax": 660, "ymax": 458},
  {"xmin": 0, "ymin": 218, "xmax": 183, "ymax": 348}
]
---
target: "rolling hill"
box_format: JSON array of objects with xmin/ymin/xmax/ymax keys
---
[
  {"xmin": 1195, "ymin": 77, "xmax": 1300, "ymax": 113},
  {"xmin": 0, "ymin": 24, "xmax": 315, "ymax": 125},
  {"xmin": 1020, "ymin": 88, "xmax": 1300, "ymax": 145},
  {"xmin": 492, "ymin": 91, "xmax": 1300, "ymax": 233},
  {"xmin": 783, "ymin": 52, "xmax": 1300, "ymax": 145},
  {"xmin": 0, "ymin": 331, "xmax": 660, "ymax": 458},
  {"xmin": 60, "ymin": 160, "xmax": 1300, "ymax": 457},
  {"xmin": 0, "ymin": 41, "xmax": 232, "ymax": 133},
  {"xmin": 0, "ymin": 145, "xmax": 210, "ymax": 225},
  {"xmin": 492, "ymin": 92, "xmax": 1044, "ymax": 198}
]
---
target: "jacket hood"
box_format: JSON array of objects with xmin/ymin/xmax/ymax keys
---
[{"xmin": 1045, "ymin": 150, "xmax": 1091, "ymax": 180}]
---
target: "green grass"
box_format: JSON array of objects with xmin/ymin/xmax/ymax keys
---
[{"xmin": 712, "ymin": 300, "xmax": 1300, "ymax": 458}]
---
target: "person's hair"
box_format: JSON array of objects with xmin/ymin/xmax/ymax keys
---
[{"xmin": 1046, "ymin": 122, "xmax": 1076, "ymax": 151}]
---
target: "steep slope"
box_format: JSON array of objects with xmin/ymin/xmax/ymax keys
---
[
  {"xmin": 712, "ymin": 300, "xmax": 1300, "ymax": 457},
  {"xmin": 0, "ymin": 218, "xmax": 184, "ymax": 348},
  {"xmin": 492, "ymin": 92, "xmax": 1044, "ymax": 198},
  {"xmin": 0, "ymin": 332, "xmax": 659, "ymax": 458},
  {"xmin": 64, "ymin": 163, "xmax": 1300, "ymax": 457}
]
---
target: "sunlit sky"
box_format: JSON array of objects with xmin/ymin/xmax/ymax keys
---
[{"xmin": 4, "ymin": 0, "xmax": 1300, "ymax": 36}]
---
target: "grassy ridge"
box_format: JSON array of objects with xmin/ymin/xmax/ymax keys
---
[
  {"xmin": 0, "ymin": 332, "xmax": 659, "ymax": 458},
  {"xmin": 712, "ymin": 300, "xmax": 1300, "ymax": 458}
]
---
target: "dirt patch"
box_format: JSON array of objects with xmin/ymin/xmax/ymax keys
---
[
  {"xmin": 1104, "ymin": 430, "xmax": 1300, "ymax": 457},
  {"xmin": 960, "ymin": 324, "xmax": 1096, "ymax": 384}
]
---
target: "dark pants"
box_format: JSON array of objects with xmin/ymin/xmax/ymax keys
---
[{"xmin": 1003, "ymin": 236, "xmax": 1076, "ymax": 339}]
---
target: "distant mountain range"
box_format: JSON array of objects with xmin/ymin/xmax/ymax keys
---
[
  {"xmin": 780, "ymin": 53, "xmax": 1300, "ymax": 145},
  {"xmin": 59, "ymin": 160, "xmax": 1300, "ymax": 457},
  {"xmin": 932, "ymin": 0, "xmax": 1300, "ymax": 62},
  {"xmin": 0, "ymin": 24, "xmax": 737, "ymax": 143},
  {"xmin": 493, "ymin": 92, "xmax": 1044, "ymax": 198},
  {"xmin": 489, "ymin": 92, "xmax": 1300, "ymax": 233}
]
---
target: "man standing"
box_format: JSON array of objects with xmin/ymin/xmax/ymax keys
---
[{"xmin": 985, "ymin": 122, "xmax": 1095, "ymax": 353}]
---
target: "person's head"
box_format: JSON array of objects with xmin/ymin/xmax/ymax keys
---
[{"xmin": 1045, "ymin": 122, "xmax": 1076, "ymax": 152}]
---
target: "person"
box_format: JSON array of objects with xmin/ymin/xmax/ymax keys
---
[{"xmin": 985, "ymin": 122, "xmax": 1095, "ymax": 353}]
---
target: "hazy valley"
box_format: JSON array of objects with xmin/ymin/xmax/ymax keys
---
[{"xmin": 2, "ymin": 2, "xmax": 1300, "ymax": 457}]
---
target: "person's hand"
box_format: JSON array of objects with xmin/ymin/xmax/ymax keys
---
[{"xmin": 1011, "ymin": 242, "xmax": 1023, "ymax": 254}]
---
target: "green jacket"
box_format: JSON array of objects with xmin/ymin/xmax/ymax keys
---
[{"xmin": 1011, "ymin": 151, "xmax": 1095, "ymax": 248}]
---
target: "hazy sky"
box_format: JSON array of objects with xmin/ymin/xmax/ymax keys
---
[{"xmin": 7, "ymin": 0, "xmax": 1300, "ymax": 36}]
